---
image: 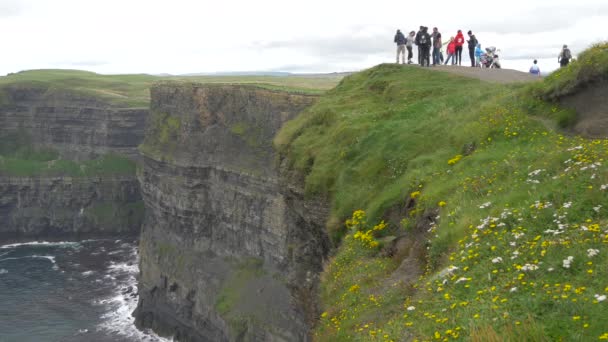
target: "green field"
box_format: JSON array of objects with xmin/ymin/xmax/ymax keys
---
[
  {"xmin": 276, "ymin": 43, "xmax": 608, "ymax": 341},
  {"xmin": 0, "ymin": 69, "xmax": 343, "ymax": 107}
]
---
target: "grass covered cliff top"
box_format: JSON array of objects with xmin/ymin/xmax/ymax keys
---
[
  {"xmin": 0, "ymin": 69, "xmax": 342, "ymax": 107},
  {"xmin": 276, "ymin": 43, "xmax": 608, "ymax": 341}
]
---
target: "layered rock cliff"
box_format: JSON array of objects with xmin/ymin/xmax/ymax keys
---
[
  {"xmin": 0, "ymin": 83, "xmax": 147, "ymax": 240},
  {"xmin": 0, "ymin": 175, "xmax": 142, "ymax": 240},
  {"xmin": 135, "ymin": 83, "xmax": 330, "ymax": 341},
  {"xmin": 0, "ymin": 83, "xmax": 147, "ymax": 160}
]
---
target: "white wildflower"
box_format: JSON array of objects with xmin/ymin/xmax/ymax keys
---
[
  {"xmin": 521, "ymin": 264, "xmax": 539, "ymax": 271},
  {"xmin": 601, "ymin": 184, "xmax": 608, "ymax": 191},
  {"xmin": 563, "ymin": 202, "xmax": 572, "ymax": 209},
  {"xmin": 594, "ymin": 294, "xmax": 607, "ymax": 302},
  {"xmin": 587, "ymin": 249, "xmax": 600, "ymax": 257},
  {"xmin": 455, "ymin": 277, "xmax": 469, "ymax": 284},
  {"xmin": 593, "ymin": 205, "xmax": 602, "ymax": 213},
  {"xmin": 510, "ymin": 287, "xmax": 518, "ymax": 293},
  {"xmin": 492, "ymin": 257, "xmax": 503, "ymax": 264},
  {"xmin": 407, "ymin": 306, "xmax": 416, "ymax": 311},
  {"xmin": 563, "ymin": 256, "xmax": 574, "ymax": 269}
]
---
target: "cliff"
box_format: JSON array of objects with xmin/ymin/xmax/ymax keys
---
[
  {"xmin": 135, "ymin": 83, "xmax": 330, "ymax": 341},
  {"xmin": 0, "ymin": 80, "xmax": 147, "ymax": 241},
  {"xmin": 0, "ymin": 83, "xmax": 148, "ymax": 160},
  {"xmin": 0, "ymin": 175, "xmax": 142, "ymax": 240}
]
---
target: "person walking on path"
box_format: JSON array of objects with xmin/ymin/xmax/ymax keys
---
[
  {"xmin": 558, "ymin": 45, "xmax": 572, "ymax": 68},
  {"xmin": 432, "ymin": 27, "xmax": 442, "ymax": 66},
  {"xmin": 529, "ymin": 59, "xmax": 541, "ymax": 76},
  {"xmin": 444, "ymin": 37, "xmax": 456, "ymax": 65},
  {"xmin": 415, "ymin": 26, "xmax": 424, "ymax": 64},
  {"xmin": 467, "ymin": 30, "xmax": 478, "ymax": 67},
  {"xmin": 394, "ymin": 29, "xmax": 407, "ymax": 64},
  {"xmin": 454, "ymin": 30, "xmax": 465, "ymax": 65},
  {"xmin": 419, "ymin": 27, "xmax": 432, "ymax": 67},
  {"xmin": 406, "ymin": 31, "xmax": 416, "ymax": 64},
  {"xmin": 474, "ymin": 43, "xmax": 483, "ymax": 67}
]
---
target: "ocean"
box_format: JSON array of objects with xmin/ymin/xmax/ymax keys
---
[{"xmin": 0, "ymin": 239, "xmax": 169, "ymax": 342}]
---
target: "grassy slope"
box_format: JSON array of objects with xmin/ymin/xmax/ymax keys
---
[
  {"xmin": 0, "ymin": 69, "xmax": 342, "ymax": 107},
  {"xmin": 276, "ymin": 52, "xmax": 608, "ymax": 340}
]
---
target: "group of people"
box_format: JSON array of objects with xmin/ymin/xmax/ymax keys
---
[
  {"xmin": 395, "ymin": 28, "xmax": 575, "ymax": 74},
  {"xmin": 394, "ymin": 27, "xmax": 479, "ymax": 67}
]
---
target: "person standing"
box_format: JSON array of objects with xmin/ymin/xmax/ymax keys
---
[
  {"xmin": 406, "ymin": 31, "xmax": 416, "ymax": 64},
  {"xmin": 431, "ymin": 27, "xmax": 442, "ymax": 66},
  {"xmin": 475, "ymin": 43, "xmax": 483, "ymax": 67},
  {"xmin": 454, "ymin": 30, "xmax": 465, "ymax": 65},
  {"xmin": 394, "ymin": 29, "xmax": 407, "ymax": 64},
  {"xmin": 558, "ymin": 45, "xmax": 572, "ymax": 68},
  {"xmin": 529, "ymin": 60, "xmax": 541, "ymax": 76},
  {"xmin": 467, "ymin": 30, "xmax": 478, "ymax": 67},
  {"xmin": 444, "ymin": 37, "xmax": 456, "ymax": 65},
  {"xmin": 415, "ymin": 26, "xmax": 424, "ymax": 65},
  {"xmin": 419, "ymin": 27, "xmax": 432, "ymax": 67}
]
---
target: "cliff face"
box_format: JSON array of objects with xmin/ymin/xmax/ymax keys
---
[
  {"xmin": 0, "ymin": 84, "xmax": 147, "ymax": 240},
  {"xmin": 0, "ymin": 84, "xmax": 147, "ymax": 160},
  {"xmin": 135, "ymin": 84, "xmax": 330, "ymax": 341},
  {"xmin": 0, "ymin": 176, "xmax": 143, "ymax": 240}
]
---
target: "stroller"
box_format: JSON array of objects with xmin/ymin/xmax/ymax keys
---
[{"xmin": 480, "ymin": 47, "xmax": 501, "ymax": 68}]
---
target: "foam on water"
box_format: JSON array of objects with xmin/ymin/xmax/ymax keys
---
[
  {"xmin": 0, "ymin": 241, "xmax": 83, "ymax": 249},
  {"xmin": 0, "ymin": 269, "xmax": 7, "ymax": 274},
  {"xmin": 0, "ymin": 255, "xmax": 57, "ymax": 264},
  {"xmin": 96, "ymin": 246, "xmax": 171, "ymax": 342}
]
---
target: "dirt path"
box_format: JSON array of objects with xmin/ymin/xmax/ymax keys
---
[{"xmin": 430, "ymin": 65, "xmax": 542, "ymax": 84}]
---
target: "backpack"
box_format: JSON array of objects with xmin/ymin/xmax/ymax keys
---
[
  {"xmin": 564, "ymin": 49, "xmax": 572, "ymax": 60},
  {"xmin": 419, "ymin": 34, "xmax": 428, "ymax": 46}
]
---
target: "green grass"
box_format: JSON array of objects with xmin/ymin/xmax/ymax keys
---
[
  {"xmin": 530, "ymin": 42, "xmax": 608, "ymax": 101},
  {"xmin": 0, "ymin": 152, "xmax": 136, "ymax": 177},
  {"xmin": 0, "ymin": 69, "xmax": 342, "ymax": 107},
  {"xmin": 275, "ymin": 46, "xmax": 608, "ymax": 341}
]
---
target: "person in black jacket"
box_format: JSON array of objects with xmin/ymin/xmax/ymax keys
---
[
  {"xmin": 415, "ymin": 26, "xmax": 423, "ymax": 65},
  {"xmin": 467, "ymin": 30, "xmax": 478, "ymax": 67},
  {"xmin": 419, "ymin": 27, "xmax": 432, "ymax": 67},
  {"xmin": 394, "ymin": 29, "xmax": 407, "ymax": 64}
]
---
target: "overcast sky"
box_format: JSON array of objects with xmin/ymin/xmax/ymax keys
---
[{"xmin": 1, "ymin": 0, "xmax": 607, "ymax": 75}]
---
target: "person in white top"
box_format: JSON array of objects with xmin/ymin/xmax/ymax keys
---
[{"xmin": 529, "ymin": 60, "xmax": 541, "ymax": 76}]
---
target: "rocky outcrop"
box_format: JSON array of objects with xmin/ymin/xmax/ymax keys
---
[
  {"xmin": 135, "ymin": 83, "xmax": 330, "ymax": 341},
  {"xmin": 0, "ymin": 84, "xmax": 148, "ymax": 160},
  {"xmin": 0, "ymin": 175, "xmax": 143, "ymax": 241}
]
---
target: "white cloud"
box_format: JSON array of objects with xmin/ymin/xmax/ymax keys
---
[{"xmin": 0, "ymin": 0, "xmax": 606, "ymax": 75}]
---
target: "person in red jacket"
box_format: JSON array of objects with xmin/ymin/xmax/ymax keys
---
[
  {"xmin": 454, "ymin": 30, "xmax": 465, "ymax": 66},
  {"xmin": 444, "ymin": 37, "xmax": 456, "ymax": 65}
]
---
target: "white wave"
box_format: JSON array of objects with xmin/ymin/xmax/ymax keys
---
[
  {"xmin": 96, "ymin": 246, "xmax": 172, "ymax": 342},
  {"xmin": 0, "ymin": 269, "xmax": 7, "ymax": 274},
  {"xmin": 0, "ymin": 255, "xmax": 56, "ymax": 264},
  {"xmin": 82, "ymin": 270, "xmax": 95, "ymax": 277},
  {"xmin": 0, "ymin": 241, "xmax": 81, "ymax": 249}
]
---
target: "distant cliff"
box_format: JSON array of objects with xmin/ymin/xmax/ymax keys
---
[
  {"xmin": 0, "ymin": 83, "xmax": 147, "ymax": 241},
  {"xmin": 135, "ymin": 83, "xmax": 330, "ymax": 341},
  {"xmin": 0, "ymin": 83, "xmax": 147, "ymax": 160}
]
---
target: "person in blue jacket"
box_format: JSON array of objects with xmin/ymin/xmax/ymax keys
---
[{"xmin": 474, "ymin": 43, "xmax": 483, "ymax": 67}]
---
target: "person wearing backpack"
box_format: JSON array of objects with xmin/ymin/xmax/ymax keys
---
[
  {"xmin": 444, "ymin": 37, "xmax": 456, "ymax": 65},
  {"xmin": 394, "ymin": 29, "xmax": 407, "ymax": 64},
  {"xmin": 431, "ymin": 27, "xmax": 442, "ymax": 66},
  {"xmin": 406, "ymin": 31, "xmax": 416, "ymax": 64},
  {"xmin": 454, "ymin": 30, "xmax": 465, "ymax": 65},
  {"xmin": 415, "ymin": 26, "xmax": 423, "ymax": 64},
  {"xmin": 558, "ymin": 45, "xmax": 572, "ymax": 67},
  {"xmin": 419, "ymin": 27, "xmax": 432, "ymax": 67},
  {"xmin": 467, "ymin": 30, "xmax": 478, "ymax": 67},
  {"xmin": 529, "ymin": 60, "xmax": 541, "ymax": 76}
]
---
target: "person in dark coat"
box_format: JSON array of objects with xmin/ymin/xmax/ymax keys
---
[
  {"xmin": 467, "ymin": 30, "xmax": 478, "ymax": 67},
  {"xmin": 419, "ymin": 27, "xmax": 432, "ymax": 67},
  {"xmin": 415, "ymin": 26, "xmax": 423, "ymax": 65},
  {"xmin": 394, "ymin": 29, "xmax": 407, "ymax": 64}
]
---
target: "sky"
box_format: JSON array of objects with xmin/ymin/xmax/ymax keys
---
[{"xmin": 1, "ymin": 0, "xmax": 607, "ymax": 75}]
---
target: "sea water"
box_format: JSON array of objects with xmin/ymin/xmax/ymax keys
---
[{"xmin": 0, "ymin": 239, "xmax": 169, "ymax": 342}]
